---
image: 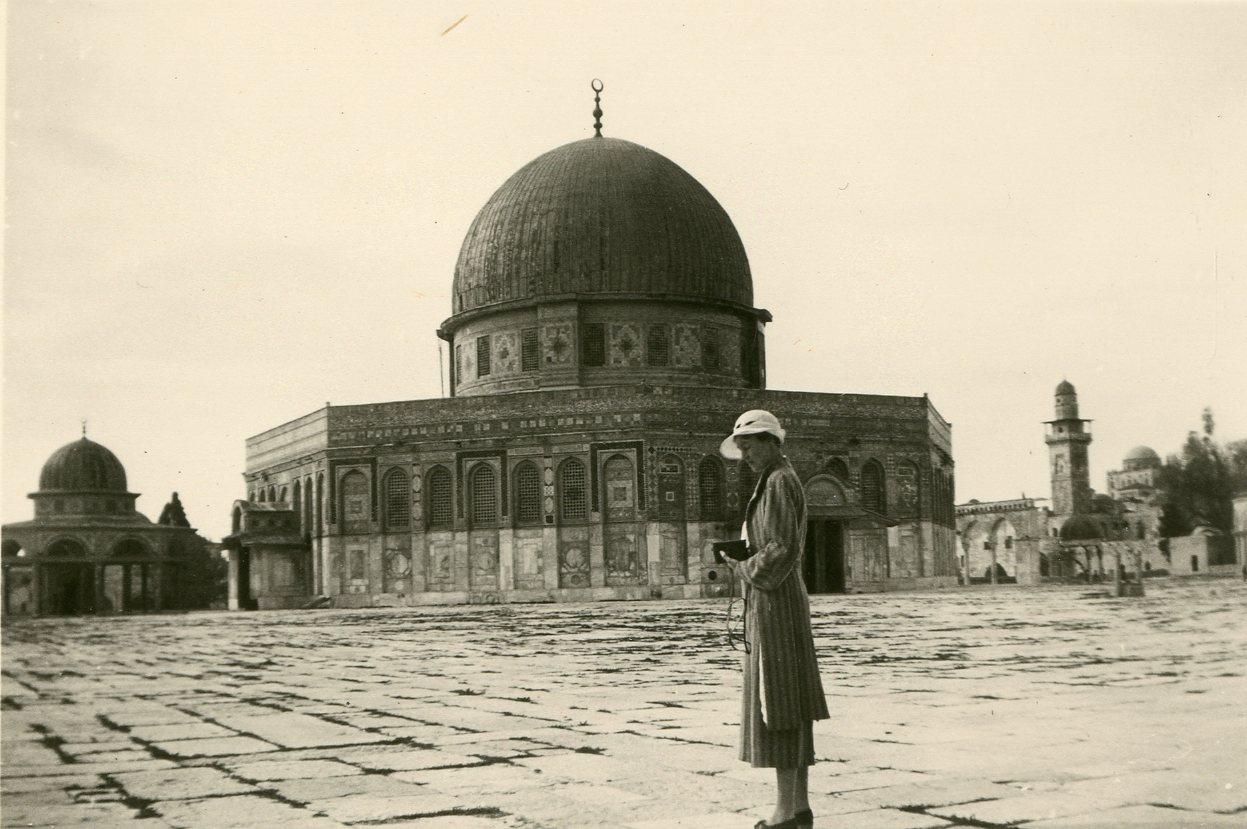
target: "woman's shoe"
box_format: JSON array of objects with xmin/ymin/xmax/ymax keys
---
[
  {"xmin": 752, "ymin": 818, "xmax": 799, "ymax": 829},
  {"xmin": 794, "ymin": 808, "xmax": 814, "ymax": 827}
]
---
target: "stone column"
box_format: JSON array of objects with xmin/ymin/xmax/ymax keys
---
[{"xmin": 227, "ymin": 549, "xmax": 240, "ymax": 611}]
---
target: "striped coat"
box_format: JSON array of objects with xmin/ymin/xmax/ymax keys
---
[{"xmin": 738, "ymin": 457, "xmax": 830, "ymax": 731}]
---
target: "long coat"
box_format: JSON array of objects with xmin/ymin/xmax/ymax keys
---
[{"xmin": 738, "ymin": 457, "xmax": 830, "ymax": 730}]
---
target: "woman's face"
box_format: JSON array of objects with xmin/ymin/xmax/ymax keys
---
[{"xmin": 734, "ymin": 434, "xmax": 781, "ymax": 472}]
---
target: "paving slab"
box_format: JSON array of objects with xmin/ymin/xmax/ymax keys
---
[
  {"xmin": 3, "ymin": 580, "xmax": 1244, "ymax": 829},
  {"xmin": 110, "ymin": 765, "xmax": 255, "ymax": 801},
  {"xmin": 151, "ymin": 794, "xmax": 334, "ymax": 827},
  {"xmin": 314, "ymin": 791, "xmax": 467, "ymax": 823}
]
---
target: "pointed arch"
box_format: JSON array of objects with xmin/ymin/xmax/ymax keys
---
[
  {"xmin": 315, "ymin": 473, "xmax": 325, "ymax": 534},
  {"xmin": 382, "ymin": 467, "xmax": 410, "ymax": 530},
  {"xmin": 826, "ymin": 457, "xmax": 850, "ymax": 481},
  {"xmin": 860, "ymin": 460, "xmax": 886, "ymax": 514},
  {"xmin": 292, "ymin": 480, "xmax": 303, "ymax": 530},
  {"xmin": 513, "ymin": 461, "xmax": 542, "ymax": 526},
  {"xmin": 558, "ymin": 457, "xmax": 589, "ymax": 523},
  {"xmin": 426, "ymin": 466, "xmax": 453, "ymax": 529},
  {"xmin": 469, "ymin": 463, "xmax": 499, "ymax": 526},
  {"xmin": 303, "ymin": 477, "xmax": 313, "ymax": 536},
  {"xmin": 697, "ymin": 456, "xmax": 725, "ymax": 520}
]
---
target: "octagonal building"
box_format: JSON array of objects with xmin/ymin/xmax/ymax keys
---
[{"xmin": 225, "ymin": 122, "xmax": 957, "ymax": 609}]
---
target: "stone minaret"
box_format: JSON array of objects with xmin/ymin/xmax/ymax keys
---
[{"xmin": 1045, "ymin": 380, "xmax": 1093, "ymax": 516}]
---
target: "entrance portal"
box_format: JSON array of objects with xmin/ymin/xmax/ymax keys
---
[
  {"xmin": 803, "ymin": 520, "xmax": 846, "ymax": 594},
  {"xmin": 236, "ymin": 548, "xmax": 256, "ymax": 610},
  {"xmin": 42, "ymin": 562, "xmax": 95, "ymax": 615}
]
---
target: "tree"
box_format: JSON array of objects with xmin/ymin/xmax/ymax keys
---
[{"xmin": 1157, "ymin": 408, "xmax": 1246, "ymax": 539}]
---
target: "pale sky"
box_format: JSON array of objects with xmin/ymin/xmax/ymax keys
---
[{"xmin": 5, "ymin": 1, "xmax": 1246, "ymax": 541}]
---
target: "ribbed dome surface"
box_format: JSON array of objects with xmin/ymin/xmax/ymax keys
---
[
  {"xmin": 39, "ymin": 438, "xmax": 128, "ymax": 492},
  {"xmin": 452, "ymin": 137, "xmax": 752, "ymax": 316}
]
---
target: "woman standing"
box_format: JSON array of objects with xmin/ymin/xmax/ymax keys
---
[{"xmin": 720, "ymin": 410, "xmax": 829, "ymax": 829}]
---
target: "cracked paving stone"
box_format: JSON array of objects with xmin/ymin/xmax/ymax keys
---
[
  {"xmin": 211, "ymin": 712, "xmax": 387, "ymax": 748},
  {"xmin": 128, "ymin": 721, "xmax": 237, "ymax": 742},
  {"xmin": 148, "ymin": 735, "xmax": 280, "ymax": 758},
  {"xmin": 928, "ymin": 791, "xmax": 1106, "ymax": 824},
  {"xmin": 398, "ymin": 762, "xmax": 552, "ymax": 794},
  {"xmin": 0, "ymin": 802, "xmax": 145, "ymax": 826},
  {"xmin": 313, "ymin": 791, "xmax": 467, "ymax": 823},
  {"xmin": 152, "ymin": 794, "xmax": 341, "ymax": 827},
  {"xmin": 111, "ymin": 766, "xmax": 255, "ymax": 801},
  {"xmin": 228, "ymin": 757, "xmax": 364, "ymax": 780},
  {"xmin": 354, "ymin": 747, "xmax": 488, "ymax": 772},
  {"xmin": 1024, "ymin": 803, "xmax": 1247, "ymax": 826},
  {"xmin": 270, "ymin": 772, "xmax": 428, "ymax": 802}
]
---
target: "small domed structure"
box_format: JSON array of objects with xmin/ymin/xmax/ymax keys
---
[
  {"xmin": 4, "ymin": 434, "xmax": 212, "ymax": 617},
  {"xmin": 39, "ymin": 438, "xmax": 128, "ymax": 492},
  {"xmin": 1124, "ymin": 445, "xmax": 1160, "ymax": 470},
  {"xmin": 1055, "ymin": 379, "xmax": 1076, "ymax": 396}
]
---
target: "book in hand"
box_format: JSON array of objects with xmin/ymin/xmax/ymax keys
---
[{"xmin": 713, "ymin": 539, "xmax": 753, "ymax": 563}]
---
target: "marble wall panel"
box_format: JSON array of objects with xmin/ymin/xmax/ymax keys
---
[
  {"xmin": 558, "ymin": 526, "xmax": 590, "ymax": 588},
  {"xmin": 514, "ymin": 529, "xmax": 544, "ymax": 590},
  {"xmin": 605, "ymin": 525, "xmax": 644, "ymax": 586},
  {"xmin": 469, "ymin": 532, "xmax": 500, "ymax": 589}
]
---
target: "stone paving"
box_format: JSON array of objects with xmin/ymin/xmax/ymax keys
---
[{"xmin": 2, "ymin": 579, "xmax": 1245, "ymax": 828}]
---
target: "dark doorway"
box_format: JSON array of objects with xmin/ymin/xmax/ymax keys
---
[
  {"xmin": 42, "ymin": 563, "xmax": 95, "ymax": 615},
  {"xmin": 237, "ymin": 548, "xmax": 256, "ymax": 610},
  {"xmin": 803, "ymin": 519, "xmax": 846, "ymax": 594}
]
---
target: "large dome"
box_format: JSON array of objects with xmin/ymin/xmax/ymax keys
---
[
  {"xmin": 451, "ymin": 137, "xmax": 753, "ymax": 319},
  {"xmin": 38, "ymin": 438, "xmax": 128, "ymax": 492}
]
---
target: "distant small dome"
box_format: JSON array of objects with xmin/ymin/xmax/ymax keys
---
[
  {"xmin": 1124, "ymin": 445, "xmax": 1160, "ymax": 466},
  {"xmin": 1059, "ymin": 514, "xmax": 1104, "ymax": 541},
  {"xmin": 1055, "ymin": 379, "xmax": 1076, "ymax": 396},
  {"xmin": 39, "ymin": 438, "xmax": 128, "ymax": 492}
]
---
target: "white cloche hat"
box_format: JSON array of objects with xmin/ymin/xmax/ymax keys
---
[{"xmin": 719, "ymin": 409, "xmax": 786, "ymax": 460}]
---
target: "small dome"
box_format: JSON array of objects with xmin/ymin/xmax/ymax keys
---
[
  {"xmin": 1059, "ymin": 514, "xmax": 1104, "ymax": 541},
  {"xmin": 39, "ymin": 438, "xmax": 128, "ymax": 492},
  {"xmin": 1055, "ymin": 379, "xmax": 1076, "ymax": 396},
  {"xmin": 451, "ymin": 137, "xmax": 753, "ymax": 319},
  {"xmin": 1125, "ymin": 445, "xmax": 1160, "ymax": 466}
]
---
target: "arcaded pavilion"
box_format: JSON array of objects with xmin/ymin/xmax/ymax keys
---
[
  {"xmin": 1, "ymin": 436, "xmax": 210, "ymax": 617},
  {"xmin": 224, "ymin": 99, "xmax": 958, "ymax": 609}
]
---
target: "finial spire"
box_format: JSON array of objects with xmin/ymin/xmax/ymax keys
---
[
  {"xmin": 81, "ymin": 419, "xmax": 87, "ymax": 438},
  {"xmin": 591, "ymin": 79, "xmax": 604, "ymax": 137}
]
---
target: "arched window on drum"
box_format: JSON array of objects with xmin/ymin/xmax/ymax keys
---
[
  {"xmin": 697, "ymin": 456, "xmax": 725, "ymax": 521},
  {"xmin": 383, "ymin": 468, "xmax": 410, "ymax": 531}
]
